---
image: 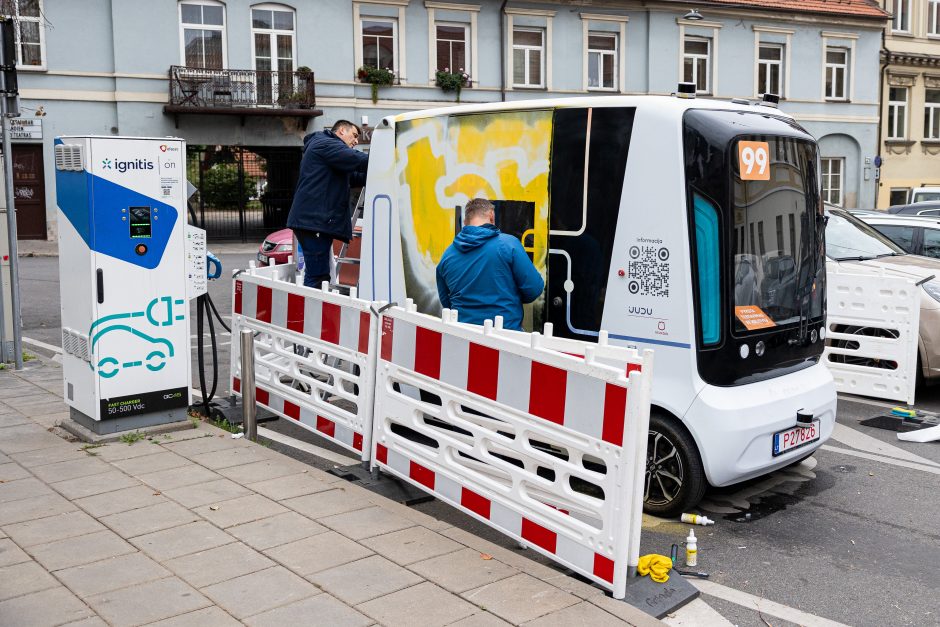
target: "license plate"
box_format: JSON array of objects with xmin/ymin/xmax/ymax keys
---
[
  {"xmin": 772, "ymin": 421, "xmax": 820, "ymax": 456},
  {"xmin": 257, "ymin": 253, "xmax": 268, "ymax": 264}
]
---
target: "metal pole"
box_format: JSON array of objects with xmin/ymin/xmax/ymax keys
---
[
  {"xmin": 239, "ymin": 328, "xmax": 257, "ymax": 441},
  {"xmin": 2, "ymin": 112, "xmax": 21, "ymax": 369}
]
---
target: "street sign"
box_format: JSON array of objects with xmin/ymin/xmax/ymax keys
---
[{"xmin": 8, "ymin": 118, "xmax": 41, "ymax": 140}]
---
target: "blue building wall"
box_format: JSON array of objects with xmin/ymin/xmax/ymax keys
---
[{"xmin": 17, "ymin": 0, "xmax": 886, "ymax": 238}]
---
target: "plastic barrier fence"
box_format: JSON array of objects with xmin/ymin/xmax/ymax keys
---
[
  {"xmin": 371, "ymin": 302, "xmax": 653, "ymax": 600},
  {"xmin": 231, "ymin": 265, "xmax": 378, "ymax": 460},
  {"xmin": 823, "ymin": 268, "xmax": 920, "ymax": 405}
]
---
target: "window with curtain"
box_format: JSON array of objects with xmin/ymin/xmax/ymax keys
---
[
  {"xmin": 1, "ymin": 0, "xmax": 44, "ymax": 67},
  {"xmin": 587, "ymin": 33, "xmax": 617, "ymax": 90},
  {"xmin": 180, "ymin": 1, "xmax": 225, "ymax": 69}
]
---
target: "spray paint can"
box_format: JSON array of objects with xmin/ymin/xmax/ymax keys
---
[
  {"xmin": 681, "ymin": 513, "xmax": 715, "ymax": 526},
  {"xmin": 685, "ymin": 529, "xmax": 698, "ymax": 567}
]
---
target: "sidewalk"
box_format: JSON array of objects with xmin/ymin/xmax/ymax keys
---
[{"xmin": 0, "ymin": 359, "xmax": 660, "ymax": 626}]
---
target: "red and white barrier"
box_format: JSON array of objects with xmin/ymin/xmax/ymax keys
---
[
  {"xmin": 231, "ymin": 265, "xmax": 377, "ymax": 460},
  {"xmin": 371, "ymin": 301, "xmax": 653, "ymax": 600}
]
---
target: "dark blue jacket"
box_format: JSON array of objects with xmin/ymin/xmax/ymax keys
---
[
  {"xmin": 436, "ymin": 224, "xmax": 545, "ymax": 331},
  {"xmin": 287, "ymin": 130, "xmax": 369, "ymax": 242}
]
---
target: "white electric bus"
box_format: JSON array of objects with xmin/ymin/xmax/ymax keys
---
[{"xmin": 358, "ymin": 94, "xmax": 835, "ymax": 515}]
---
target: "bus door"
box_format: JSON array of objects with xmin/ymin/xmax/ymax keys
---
[{"xmin": 545, "ymin": 107, "xmax": 636, "ymax": 340}]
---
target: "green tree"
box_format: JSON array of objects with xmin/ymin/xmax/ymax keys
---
[{"xmin": 200, "ymin": 164, "xmax": 258, "ymax": 208}]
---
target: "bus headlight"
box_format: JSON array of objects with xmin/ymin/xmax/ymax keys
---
[{"xmin": 923, "ymin": 281, "xmax": 940, "ymax": 304}]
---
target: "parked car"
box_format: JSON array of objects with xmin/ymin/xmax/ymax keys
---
[
  {"xmin": 257, "ymin": 228, "xmax": 294, "ymax": 265},
  {"xmin": 886, "ymin": 200, "xmax": 940, "ymax": 217},
  {"xmin": 257, "ymin": 225, "xmax": 363, "ymax": 286},
  {"xmin": 911, "ymin": 186, "xmax": 940, "ymax": 204},
  {"xmin": 844, "ymin": 208, "xmax": 883, "ymax": 218},
  {"xmin": 855, "ymin": 214, "xmax": 940, "ymax": 260},
  {"xmin": 825, "ymin": 208, "xmax": 940, "ymax": 386}
]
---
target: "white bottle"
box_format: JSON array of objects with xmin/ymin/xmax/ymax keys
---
[{"xmin": 685, "ymin": 529, "xmax": 698, "ymax": 567}]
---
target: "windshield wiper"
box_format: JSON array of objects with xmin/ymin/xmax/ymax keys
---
[
  {"xmin": 874, "ymin": 252, "xmax": 905, "ymax": 258},
  {"xmin": 834, "ymin": 255, "xmax": 876, "ymax": 261}
]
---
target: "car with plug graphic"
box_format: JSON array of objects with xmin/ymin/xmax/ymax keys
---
[{"xmin": 87, "ymin": 295, "xmax": 184, "ymax": 378}]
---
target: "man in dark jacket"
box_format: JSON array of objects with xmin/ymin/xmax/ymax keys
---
[
  {"xmin": 287, "ymin": 120, "xmax": 369, "ymax": 288},
  {"xmin": 436, "ymin": 198, "xmax": 544, "ymax": 331}
]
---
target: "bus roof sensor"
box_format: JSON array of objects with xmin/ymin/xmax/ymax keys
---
[{"xmin": 676, "ymin": 82, "xmax": 697, "ymax": 99}]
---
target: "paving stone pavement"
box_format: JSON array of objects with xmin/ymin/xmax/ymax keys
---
[{"xmin": 0, "ymin": 360, "xmax": 661, "ymax": 626}]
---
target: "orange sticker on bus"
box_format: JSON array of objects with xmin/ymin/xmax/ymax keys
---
[
  {"xmin": 735, "ymin": 305, "xmax": 776, "ymax": 330},
  {"xmin": 738, "ymin": 141, "xmax": 770, "ymax": 181}
]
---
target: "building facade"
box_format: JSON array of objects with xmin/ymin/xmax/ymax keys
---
[
  {"xmin": 6, "ymin": 0, "xmax": 886, "ymax": 241},
  {"xmin": 877, "ymin": 0, "xmax": 940, "ymax": 208}
]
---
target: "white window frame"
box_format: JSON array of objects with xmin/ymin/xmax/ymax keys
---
[
  {"xmin": 821, "ymin": 157, "xmax": 844, "ymax": 207},
  {"xmin": 250, "ymin": 4, "xmax": 297, "ymax": 104},
  {"xmin": 926, "ymin": 89, "xmax": 940, "ymax": 140},
  {"xmin": 426, "ymin": 2, "xmax": 479, "ymax": 84},
  {"xmin": 683, "ymin": 36, "xmax": 711, "ymax": 94},
  {"xmin": 757, "ymin": 42, "xmax": 783, "ymax": 97},
  {"xmin": 178, "ymin": 0, "xmax": 228, "ymax": 70},
  {"xmin": 887, "ymin": 86, "xmax": 908, "ymax": 140},
  {"xmin": 504, "ymin": 7, "xmax": 555, "ymax": 92},
  {"xmin": 824, "ymin": 46, "xmax": 849, "ymax": 101},
  {"xmin": 512, "ymin": 26, "xmax": 545, "ymax": 89},
  {"xmin": 892, "ymin": 0, "xmax": 911, "ymax": 33},
  {"xmin": 586, "ymin": 31, "xmax": 618, "ymax": 91},
  {"xmin": 2, "ymin": 0, "xmax": 45, "ymax": 70},
  {"xmin": 930, "ymin": 0, "xmax": 940, "ymax": 37},
  {"xmin": 434, "ymin": 21, "xmax": 469, "ymax": 73},
  {"xmin": 752, "ymin": 26, "xmax": 793, "ymax": 99},
  {"xmin": 579, "ymin": 13, "xmax": 628, "ymax": 94},
  {"xmin": 353, "ymin": 1, "xmax": 408, "ymax": 83},
  {"xmin": 359, "ymin": 17, "xmax": 398, "ymax": 72}
]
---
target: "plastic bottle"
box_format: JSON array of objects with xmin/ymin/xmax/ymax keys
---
[
  {"xmin": 685, "ymin": 529, "xmax": 698, "ymax": 567},
  {"xmin": 681, "ymin": 513, "xmax": 715, "ymax": 526}
]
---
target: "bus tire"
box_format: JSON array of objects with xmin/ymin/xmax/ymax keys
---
[{"xmin": 644, "ymin": 413, "xmax": 707, "ymax": 518}]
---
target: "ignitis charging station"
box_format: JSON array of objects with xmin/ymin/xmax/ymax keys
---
[{"xmin": 54, "ymin": 136, "xmax": 208, "ymax": 435}]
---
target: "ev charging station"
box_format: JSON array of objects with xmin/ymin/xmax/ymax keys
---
[{"xmin": 54, "ymin": 136, "xmax": 207, "ymax": 435}]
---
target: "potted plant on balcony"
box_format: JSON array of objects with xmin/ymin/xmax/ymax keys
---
[
  {"xmin": 357, "ymin": 66, "xmax": 395, "ymax": 104},
  {"xmin": 277, "ymin": 92, "xmax": 311, "ymax": 109},
  {"xmin": 435, "ymin": 68, "xmax": 470, "ymax": 103}
]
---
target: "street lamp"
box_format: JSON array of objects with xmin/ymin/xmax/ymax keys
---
[{"xmin": 683, "ymin": 9, "xmax": 704, "ymax": 20}]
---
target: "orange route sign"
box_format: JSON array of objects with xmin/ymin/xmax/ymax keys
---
[
  {"xmin": 735, "ymin": 305, "xmax": 776, "ymax": 330},
  {"xmin": 738, "ymin": 141, "xmax": 770, "ymax": 181}
]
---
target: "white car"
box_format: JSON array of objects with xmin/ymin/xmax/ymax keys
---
[
  {"xmin": 856, "ymin": 213, "xmax": 940, "ymax": 260},
  {"xmin": 911, "ymin": 186, "xmax": 940, "ymax": 204}
]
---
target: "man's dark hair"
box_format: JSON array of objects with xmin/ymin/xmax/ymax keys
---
[
  {"xmin": 332, "ymin": 119, "xmax": 361, "ymax": 134},
  {"xmin": 464, "ymin": 198, "xmax": 495, "ymax": 222}
]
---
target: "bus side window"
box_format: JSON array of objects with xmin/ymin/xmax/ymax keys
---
[{"xmin": 693, "ymin": 193, "xmax": 721, "ymax": 346}]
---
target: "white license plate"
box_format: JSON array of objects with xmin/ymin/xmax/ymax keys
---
[
  {"xmin": 257, "ymin": 253, "xmax": 268, "ymax": 263},
  {"xmin": 772, "ymin": 421, "xmax": 820, "ymax": 456}
]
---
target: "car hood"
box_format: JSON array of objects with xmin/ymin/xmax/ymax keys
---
[{"xmin": 266, "ymin": 228, "xmax": 293, "ymax": 245}]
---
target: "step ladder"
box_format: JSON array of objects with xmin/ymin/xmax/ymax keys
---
[{"xmin": 331, "ymin": 188, "xmax": 365, "ymax": 292}]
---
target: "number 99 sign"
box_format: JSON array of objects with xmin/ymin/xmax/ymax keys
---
[{"xmin": 738, "ymin": 141, "xmax": 770, "ymax": 181}]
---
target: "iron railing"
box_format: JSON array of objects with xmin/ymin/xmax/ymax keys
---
[{"xmin": 168, "ymin": 66, "xmax": 316, "ymax": 109}]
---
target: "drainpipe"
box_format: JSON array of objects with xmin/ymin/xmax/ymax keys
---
[
  {"xmin": 877, "ymin": 26, "xmax": 887, "ymax": 208},
  {"xmin": 499, "ymin": 0, "xmax": 508, "ymax": 101}
]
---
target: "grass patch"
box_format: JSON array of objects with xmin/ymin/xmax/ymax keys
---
[
  {"xmin": 118, "ymin": 431, "xmax": 146, "ymax": 445},
  {"xmin": 22, "ymin": 351, "xmax": 36, "ymax": 362},
  {"xmin": 211, "ymin": 416, "xmax": 242, "ymax": 434}
]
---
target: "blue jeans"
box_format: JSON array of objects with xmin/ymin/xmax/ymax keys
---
[{"xmin": 294, "ymin": 229, "xmax": 333, "ymax": 289}]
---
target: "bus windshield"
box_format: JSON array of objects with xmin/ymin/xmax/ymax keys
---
[
  {"xmin": 731, "ymin": 137, "xmax": 825, "ymax": 334},
  {"xmin": 684, "ymin": 109, "xmax": 826, "ymax": 386}
]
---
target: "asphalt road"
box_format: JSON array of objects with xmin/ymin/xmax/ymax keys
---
[{"xmin": 17, "ymin": 253, "xmax": 940, "ymax": 626}]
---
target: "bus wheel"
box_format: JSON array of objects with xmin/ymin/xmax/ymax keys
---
[{"xmin": 644, "ymin": 413, "xmax": 707, "ymax": 518}]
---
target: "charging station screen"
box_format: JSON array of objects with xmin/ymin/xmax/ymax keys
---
[{"xmin": 129, "ymin": 206, "xmax": 152, "ymax": 239}]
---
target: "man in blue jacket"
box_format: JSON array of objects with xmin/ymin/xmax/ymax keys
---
[
  {"xmin": 287, "ymin": 120, "xmax": 369, "ymax": 288},
  {"xmin": 436, "ymin": 198, "xmax": 544, "ymax": 331}
]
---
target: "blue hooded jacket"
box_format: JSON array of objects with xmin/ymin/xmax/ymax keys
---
[
  {"xmin": 287, "ymin": 130, "xmax": 369, "ymax": 242},
  {"xmin": 436, "ymin": 224, "xmax": 545, "ymax": 331}
]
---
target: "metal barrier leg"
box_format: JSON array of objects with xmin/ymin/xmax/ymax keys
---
[{"xmin": 240, "ymin": 329, "xmax": 258, "ymax": 441}]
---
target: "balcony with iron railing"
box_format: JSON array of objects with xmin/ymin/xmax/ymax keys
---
[{"xmin": 164, "ymin": 66, "xmax": 322, "ymax": 126}]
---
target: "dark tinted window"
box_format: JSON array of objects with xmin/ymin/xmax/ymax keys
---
[
  {"xmin": 872, "ymin": 224, "xmax": 915, "ymax": 252},
  {"xmin": 923, "ymin": 228, "xmax": 940, "ymax": 258}
]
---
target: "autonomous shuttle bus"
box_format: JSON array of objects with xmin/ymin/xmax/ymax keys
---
[{"xmin": 359, "ymin": 95, "xmax": 835, "ymax": 515}]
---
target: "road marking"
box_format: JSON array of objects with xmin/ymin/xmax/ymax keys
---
[
  {"xmin": 821, "ymin": 444, "xmax": 940, "ymax": 475},
  {"xmin": 830, "ymin": 422, "xmax": 939, "ymax": 467},
  {"xmin": 257, "ymin": 426, "xmax": 359, "ymax": 466},
  {"xmin": 691, "ymin": 579, "xmax": 850, "ymax": 627},
  {"xmin": 22, "ymin": 336, "xmax": 63, "ymax": 354},
  {"xmin": 662, "ymin": 598, "xmax": 734, "ymax": 626}
]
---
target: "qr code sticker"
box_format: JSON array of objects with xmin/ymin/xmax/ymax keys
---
[{"xmin": 627, "ymin": 246, "xmax": 670, "ymax": 297}]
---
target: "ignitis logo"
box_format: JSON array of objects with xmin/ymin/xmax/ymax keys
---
[{"xmin": 102, "ymin": 158, "xmax": 155, "ymax": 173}]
